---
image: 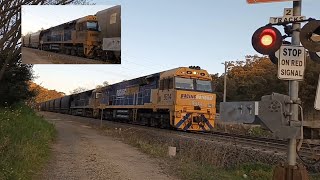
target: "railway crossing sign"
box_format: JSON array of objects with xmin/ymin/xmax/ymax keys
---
[
  {"xmin": 278, "ymin": 45, "xmax": 306, "ymax": 80},
  {"xmin": 269, "ymin": 8, "xmax": 306, "ymax": 24},
  {"xmin": 315, "ymin": 75, "xmax": 320, "ymax": 110},
  {"xmin": 247, "ymin": 0, "xmax": 300, "ymax": 4}
]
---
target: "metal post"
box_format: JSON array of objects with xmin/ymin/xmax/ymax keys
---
[
  {"xmin": 288, "ymin": 0, "xmax": 302, "ymax": 170},
  {"xmin": 100, "ymin": 109, "xmax": 104, "ymax": 128},
  {"xmin": 223, "ymin": 61, "xmax": 227, "ymax": 102}
]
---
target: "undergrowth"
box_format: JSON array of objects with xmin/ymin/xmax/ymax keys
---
[{"xmin": 0, "ymin": 104, "xmax": 56, "ymax": 180}]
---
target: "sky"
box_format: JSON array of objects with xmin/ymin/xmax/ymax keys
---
[{"xmin": 30, "ymin": 0, "xmax": 320, "ymax": 94}]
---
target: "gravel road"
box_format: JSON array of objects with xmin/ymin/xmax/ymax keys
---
[
  {"xmin": 37, "ymin": 112, "xmax": 177, "ymax": 180},
  {"xmin": 22, "ymin": 47, "xmax": 108, "ymax": 64}
]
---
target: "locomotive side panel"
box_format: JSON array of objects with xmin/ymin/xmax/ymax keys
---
[
  {"xmin": 99, "ymin": 73, "xmax": 160, "ymax": 107},
  {"xmin": 70, "ymin": 90, "xmax": 94, "ymax": 116}
]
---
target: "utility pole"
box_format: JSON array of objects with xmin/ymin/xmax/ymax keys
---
[{"xmin": 223, "ymin": 61, "xmax": 227, "ymax": 102}]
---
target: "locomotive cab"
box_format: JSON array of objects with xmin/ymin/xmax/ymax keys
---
[
  {"xmin": 74, "ymin": 15, "xmax": 100, "ymax": 58},
  {"xmin": 157, "ymin": 66, "xmax": 216, "ymax": 131}
]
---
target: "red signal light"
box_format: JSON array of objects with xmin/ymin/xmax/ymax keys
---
[
  {"xmin": 261, "ymin": 34, "xmax": 273, "ymax": 46},
  {"xmin": 260, "ymin": 28, "xmax": 277, "ymax": 46},
  {"xmin": 252, "ymin": 26, "xmax": 282, "ymax": 55}
]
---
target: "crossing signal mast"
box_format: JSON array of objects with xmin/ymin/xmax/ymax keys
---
[{"xmin": 248, "ymin": 0, "xmax": 320, "ymax": 180}]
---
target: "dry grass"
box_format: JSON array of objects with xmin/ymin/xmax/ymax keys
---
[{"xmin": 94, "ymin": 124, "xmax": 277, "ymax": 180}]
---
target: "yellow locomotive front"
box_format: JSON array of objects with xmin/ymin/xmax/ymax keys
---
[
  {"xmin": 75, "ymin": 15, "xmax": 100, "ymax": 58},
  {"xmin": 157, "ymin": 66, "xmax": 216, "ymax": 131}
]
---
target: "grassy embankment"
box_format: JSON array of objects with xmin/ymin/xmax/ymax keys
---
[
  {"xmin": 98, "ymin": 125, "xmax": 320, "ymax": 180},
  {"xmin": 0, "ymin": 104, "xmax": 55, "ymax": 180}
]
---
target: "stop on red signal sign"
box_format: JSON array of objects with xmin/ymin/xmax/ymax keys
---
[{"xmin": 247, "ymin": 0, "xmax": 300, "ymax": 4}]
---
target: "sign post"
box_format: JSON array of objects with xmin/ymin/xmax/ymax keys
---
[
  {"xmin": 315, "ymin": 75, "xmax": 320, "ymax": 110},
  {"xmin": 287, "ymin": 1, "xmax": 301, "ymax": 179}
]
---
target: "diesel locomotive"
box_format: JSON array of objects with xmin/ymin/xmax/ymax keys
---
[
  {"xmin": 40, "ymin": 66, "xmax": 216, "ymax": 131},
  {"xmin": 22, "ymin": 5, "xmax": 121, "ymax": 63}
]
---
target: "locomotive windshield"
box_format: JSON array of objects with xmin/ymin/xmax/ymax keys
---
[
  {"xmin": 175, "ymin": 77, "xmax": 212, "ymax": 92},
  {"xmin": 196, "ymin": 80, "xmax": 212, "ymax": 92},
  {"xmin": 175, "ymin": 77, "xmax": 194, "ymax": 90},
  {"xmin": 86, "ymin": 22, "xmax": 99, "ymax": 31}
]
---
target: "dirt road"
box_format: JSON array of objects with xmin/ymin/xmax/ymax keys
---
[
  {"xmin": 22, "ymin": 48, "xmax": 106, "ymax": 64},
  {"xmin": 37, "ymin": 112, "xmax": 177, "ymax": 180}
]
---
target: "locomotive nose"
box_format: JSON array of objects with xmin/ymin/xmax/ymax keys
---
[{"xmin": 192, "ymin": 115, "xmax": 202, "ymax": 124}]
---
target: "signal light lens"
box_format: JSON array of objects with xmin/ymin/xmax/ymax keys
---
[
  {"xmin": 261, "ymin": 34, "xmax": 273, "ymax": 46},
  {"xmin": 252, "ymin": 26, "xmax": 282, "ymax": 55}
]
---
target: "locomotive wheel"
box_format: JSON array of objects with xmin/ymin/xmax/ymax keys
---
[
  {"xmin": 71, "ymin": 49, "xmax": 76, "ymax": 56},
  {"xmin": 65, "ymin": 48, "xmax": 71, "ymax": 55}
]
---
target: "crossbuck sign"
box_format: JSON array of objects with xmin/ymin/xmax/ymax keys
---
[{"xmin": 278, "ymin": 45, "xmax": 306, "ymax": 81}]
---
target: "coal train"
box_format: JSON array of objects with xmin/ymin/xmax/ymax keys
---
[
  {"xmin": 40, "ymin": 66, "xmax": 217, "ymax": 131},
  {"xmin": 22, "ymin": 5, "xmax": 121, "ymax": 63}
]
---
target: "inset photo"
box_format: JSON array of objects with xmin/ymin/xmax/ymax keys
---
[{"xmin": 21, "ymin": 5, "xmax": 121, "ymax": 64}]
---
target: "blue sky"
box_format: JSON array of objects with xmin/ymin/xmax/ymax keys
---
[{"xmin": 31, "ymin": 0, "xmax": 320, "ymax": 94}]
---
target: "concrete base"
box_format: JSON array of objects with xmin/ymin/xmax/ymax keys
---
[{"xmin": 273, "ymin": 163, "xmax": 309, "ymax": 180}]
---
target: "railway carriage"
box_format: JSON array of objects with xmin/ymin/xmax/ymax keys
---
[
  {"xmin": 96, "ymin": 5, "xmax": 121, "ymax": 62},
  {"xmin": 60, "ymin": 96, "xmax": 71, "ymax": 114},
  {"xmin": 41, "ymin": 66, "xmax": 216, "ymax": 132},
  {"xmin": 30, "ymin": 32, "xmax": 40, "ymax": 49},
  {"xmin": 22, "ymin": 34, "xmax": 31, "ymax": 47},
  {"xmin": 54, "ymin": 98, "xmax": 62, "ymax": 113}
]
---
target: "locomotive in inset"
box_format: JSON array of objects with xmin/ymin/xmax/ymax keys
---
[{"xmin": 22, "ymin": 5, "xmax": 121, "ymax": 63}]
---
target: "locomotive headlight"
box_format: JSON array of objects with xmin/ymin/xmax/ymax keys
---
[
  {"xmin": 193, "ymin": 71, "xmax": 197, "ymax": 75},
  {"xmin": 208, "ymin": 104, "xmax": 212, "ymax": 108}
]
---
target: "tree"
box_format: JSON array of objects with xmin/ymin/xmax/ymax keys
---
[
  {"xmin": 70, "ymin": 87, "xmax": 88, "ymax": 94},
  {"xmin": 27, "ymin": 82, "xmax": 65, "ymax": 108},
  {"xmin": 103, "ymin": 81, "xmax": 109, "ymax": 86},
  {"xmin": 0, "ymin": 0, "xmax": 93, "ymax": 107}
]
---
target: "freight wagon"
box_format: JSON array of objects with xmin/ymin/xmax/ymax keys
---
[
  {"xmin": 96, "ymin": 5, "xmax": 121, "ymax": 61},
  {"xmin": 41, "ymin": 66, "xmax": 216, "ymax": 131}
]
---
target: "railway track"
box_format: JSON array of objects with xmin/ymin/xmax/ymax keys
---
[
  {"xmin": 44, "ymin": 112, "xmax": 320, "ymax": 167},
  {"xmin": 113, "ymin": 119, "xmax": 320, "ymax": 166},
  {"xmin": 165, "ymin": 130, "xmax": 320, "ymax": 166}
]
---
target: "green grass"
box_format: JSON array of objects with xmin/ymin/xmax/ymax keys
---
[
  {"xmin": 170, "ymin": 158, "xmax": 274, "ymax": 180},
  {"xmin": 311, "ymin": 173, "xmax": 320, "ymax": 180},
  {"xmin": 0, "ymin": 104, "xmax": 56, "ymax": 180}
]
